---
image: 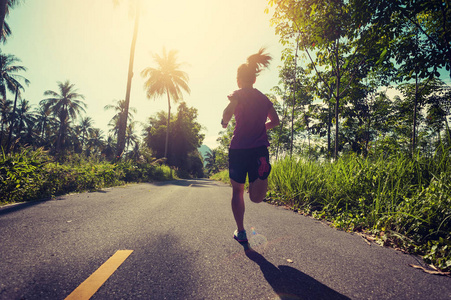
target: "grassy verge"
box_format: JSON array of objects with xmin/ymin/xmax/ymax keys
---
[
  {"xmin": 210, "ymin": 170, "xmax": 230, "ymax": 184},
  {"xmin": 268, "ymin": 152, "xmax": 450, "ymax": 272}
]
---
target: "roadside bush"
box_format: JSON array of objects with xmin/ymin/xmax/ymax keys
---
[
  {"xmin": 0, "ymin": 148, "xmax": 175, "ymax": 204},
  {"xmin": 0, "ymin": 147, "xmax": 48, "ymax": 203}
]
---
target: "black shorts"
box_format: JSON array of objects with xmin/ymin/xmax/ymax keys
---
[{"xmin": 228, "ymin": 146, "xmax": 271, "ymax": 184}]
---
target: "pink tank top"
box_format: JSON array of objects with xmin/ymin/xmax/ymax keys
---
[{"xmin": 228, "ymin": 88, "xmax": 273, "ymax": 149}]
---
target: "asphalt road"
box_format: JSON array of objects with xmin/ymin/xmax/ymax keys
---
[{"xmin": 0, "ymin": 179, "xmax": 450, "ymax": 300}]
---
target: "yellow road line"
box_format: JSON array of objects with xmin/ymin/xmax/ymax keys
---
[{"xmin": 65, "ymin": 250, "xmax": 133, "ymax": 300}]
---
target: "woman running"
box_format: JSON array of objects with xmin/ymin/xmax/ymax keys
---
[{"xmin": 221, "ymin": 48, "xmax": 280, "ymax": 243}]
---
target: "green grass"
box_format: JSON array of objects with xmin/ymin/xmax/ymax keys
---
[
  {"xmin": 268, "ymin": 151, "xmax": 451, "ymax": 272},
  {"xmin": 210, "ymin": 170, "xmax": 230, "ymax": 184}
]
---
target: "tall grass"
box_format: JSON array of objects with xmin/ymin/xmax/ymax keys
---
[{"xmin": 268, "ymin": 150, "xmax": 451, "ymax": 271}]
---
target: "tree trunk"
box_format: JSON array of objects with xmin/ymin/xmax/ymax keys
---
[
  {"xmin": 116, "ymin": 3, "xmax": 140, "ymax": 159},
  {"xmin": 307, "ymin": 114, "xmax": 310, "ymax": 159},
  {"xmin": 290, "ymin": 35, "xmax": 300, "ymax": 157},
  {"xmin": 164, "ymin": 92, "xmax": 171, "ymax": 159},
  {"xmin": 56, "ymin": 115, "xmax": 66, "ymax": 155},
  {"xmin": 334, "ymin": 41, "xmax": 340, "ymax": 161},
  {"xmin": 275, "ymin": 91, "xmax": 288, "ymax": 160},
  {"xmin": 365, "ymin": 114, "xmax": 371, "ymax": 157},
  {"xmin": 327, "ymin": 92, "xmax": 332, "ymax": 158},
  {"xmin": 412, "ymin": 73, "xmax": 418, "ymax": 154}
]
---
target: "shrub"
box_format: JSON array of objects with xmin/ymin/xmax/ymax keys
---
[{"xmin": 0, "ymin": 147, "xmax": 48, "ymax": 203}]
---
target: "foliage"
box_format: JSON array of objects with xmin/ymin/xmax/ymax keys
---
[
  {"xmin": 144, "ymin": 102, "xmax": 204, "ymax": 178},
  {"xmin": 353, "ymin": 0, "xmax": 451, "ymax": 80},
  {"xmin": 0, "ymin": 147, "xmax": 47, "ymax": 203},
  {"xmin": 267, "ymin": 148, "xmax": 451, "ymax": 271},
  {"xmin": 0, "ymin": 147, "xmax": 175, "ymax": 204},
  {"xmin": 210, "ymin": 169, "xmax": 230, "ymax": 184},
  {"xmin": 115, "ymin": 159, "xmax": 173, "ymax": 182}
]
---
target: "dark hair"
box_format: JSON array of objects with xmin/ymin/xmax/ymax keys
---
[{"xmin": 237, "ymin": 48, "xmax": 272, "ymax": 85}]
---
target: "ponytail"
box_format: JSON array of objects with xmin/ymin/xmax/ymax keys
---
[{"xmin": 237, "ymin": 47, "xmax": 272, "ymax": 85}]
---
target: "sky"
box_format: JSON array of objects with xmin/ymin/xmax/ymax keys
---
[
  {"xmin": 2, "ymin": 0, "xmax": 285, "ymax": 150},
  {"xmin": 3, "ymin": 1, "xmax": 450, "ymax": 151}
]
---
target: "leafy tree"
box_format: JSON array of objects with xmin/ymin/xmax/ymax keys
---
[
  {"xmin": 424, "ymin": 85, "xmax": 451, "ymax": 145},
  {"xmin": 205, "ymin": 149, "xmax": 219, "ymax": 174},
  {"xmin": 141, "ymin": 48, "xmax": 190, "ymax": 159},
  {"xmin": 348, "ymin": 0, "xmax": 451, "ymax": 152},
  {"xmin": 40, "ymin": 81, "xmax": 86, "ymax": 155},
  {"xmin": 144, "ymin": 102, "xmax": 204, "ymax": 177},
  {"xmin": 144, "ymin": 110, "xmax": 167, "ymax": 159},
  {"xmin": 170, "ymin": 102, "xmax": 204, "ymax": 173},
  {"xmin": 276, "ymin": 53, "xmax": 314, "ymax": 156},
  {"xmin": 269, "ymin": 0, "xmax": 390, "ymax": 159},
  {"xmin": 214, "ymin": 117, "xmax": 234, "ymax": 170},
  {"xmin": 398, "ymin": 78, "xmax": 450, "ymax": 152},
  {"xmin": 270, "ymin": 87, "xmax": 292, "ymax": 159},
  {"xmin": 354, "ymin": 0, "xmax": 451, "ymax": 79}
]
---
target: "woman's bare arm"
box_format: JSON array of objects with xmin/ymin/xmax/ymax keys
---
[
  {"xmin": 265, "ymin": 106, "xmax": 280, "ymax": 130},
  {"xmin": 221, "ymin": 97, "xmax": 238, "ymax": 128}
]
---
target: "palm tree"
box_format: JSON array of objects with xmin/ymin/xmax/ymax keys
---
[
  {"xmin": 0, "ymin": 0, "xmax": 21, "ymax": 43},
  {"xmin": 113, "ymin": 0, "xmax": 141, "ymax": 159},
  {"xmin": 79, "ymin": 116, "xmax": 93, "ymax": 151},
  {"xmin": 141, "ymin": 48, "xmax": 190, "ymax": 158},
  {"xmin": 40, "ymin": 80, "xmax": 86, "ymax": 154},
  {"xmin": 13, "ymin": 98, "xmax": 34, "ymax": 148},
  {"xmin": 0, "ymin": 52, "xmax": 28, "ymax": 100},
  {"xmin": 86, "ymin": 128, "xmax": 105, "ymax": 158},
  {"xmin": 125, "ymin": 120, "xmax": 139, "ymax": 153},
  {"xmin": 104, "ymin": 99, "xmax": 137, "ymax": 137},
  {"xmin": 101, "ymin": 134, "xmax": 116, "ymax": 160},
  {"xmin": 34, "ymin": 104, "xmax": 54, "ymax": 148},
  {"xmin": 1, "ymin": 51, "xmax": 29, "ymax": 152}
]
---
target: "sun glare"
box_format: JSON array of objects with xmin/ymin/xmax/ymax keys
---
[{"xmin": 4, "ymin": 0, "xmax": 280, "ymax": 149}]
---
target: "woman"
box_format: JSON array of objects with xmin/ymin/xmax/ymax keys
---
[{"xmin": 221, "ymin": 48, "xmax": 280, "ymax": 243}]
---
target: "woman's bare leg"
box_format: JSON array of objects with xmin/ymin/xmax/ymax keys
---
[
  {"xmin": 249, "ymin": 178, "xmax": 268, "ymax": 203},
  {"xmin": 231, "ymin": 179, "xmax": 245, "ymax": 231}
]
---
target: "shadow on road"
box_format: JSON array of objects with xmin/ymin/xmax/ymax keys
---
[
  {"xmin": 245, "ymin": 248, "xmax": 350, "ymax": 300},
  {"xmin": 0, "ymin": 199, "xmax": 47, "ymax": 217},
  {"xmin": 153, "ymin": 178, "xmax": 222, "ymax": 188}
]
